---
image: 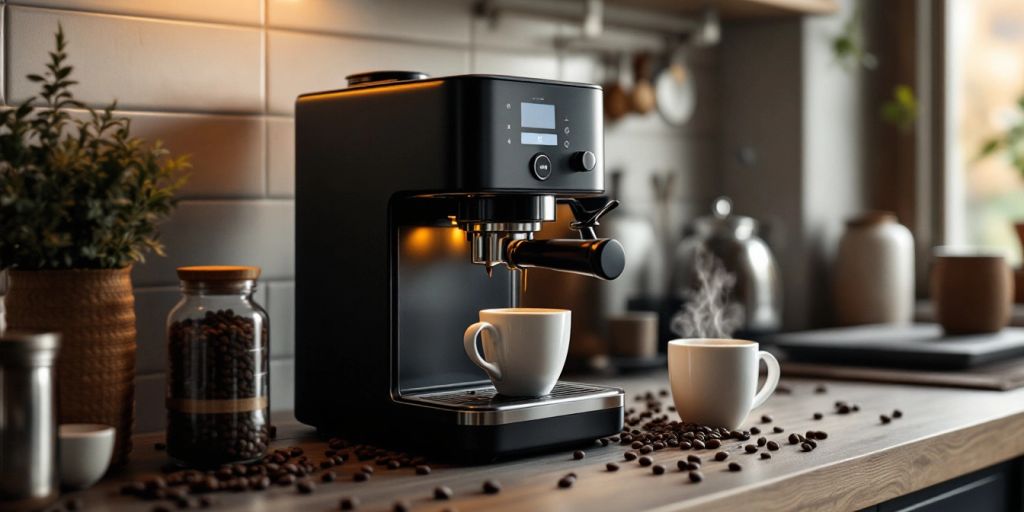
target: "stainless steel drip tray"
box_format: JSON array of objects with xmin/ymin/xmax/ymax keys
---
[{"xmin": 397, "ymin": 382, "xmax": 624, "ymax": 426}]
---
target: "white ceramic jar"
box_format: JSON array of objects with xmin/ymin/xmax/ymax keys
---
[{"xmin": 834, "ymin": 212, "xmax": 915, "ymax": 325}]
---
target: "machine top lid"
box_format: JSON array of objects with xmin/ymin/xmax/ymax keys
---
[{"xmin": 346, "ymin": 70, "xmax": 429, "ymax": 88}]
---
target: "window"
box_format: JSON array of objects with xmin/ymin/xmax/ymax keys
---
[{"xmin": 947, "ymin": 0, "xmax": 1024, "ymax": 265}]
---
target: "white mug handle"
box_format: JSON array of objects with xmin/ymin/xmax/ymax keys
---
[
  {"xmin": 751, "ymin": 350, "xmax": 780, "ymax": 409},
  {"xmin": 464, "ymin": 321, "xmax": 502, "ymax": 381}
]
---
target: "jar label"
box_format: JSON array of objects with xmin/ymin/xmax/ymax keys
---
[{"xmin": 166, "ymin": 397, "xmax": 268, "ymax": 414}]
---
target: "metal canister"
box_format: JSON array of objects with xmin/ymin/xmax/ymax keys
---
[{"xmin": 0, "ymin": 330, "xmax": 60, "ymax": 511}]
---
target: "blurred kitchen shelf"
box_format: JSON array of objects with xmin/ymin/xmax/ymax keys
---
[{"xmin": 607, "ymin": 0, "xmax": 839, "ymax": 18}]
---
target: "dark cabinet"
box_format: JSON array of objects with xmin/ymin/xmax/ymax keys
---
[{"xmin": 859, "ymin": 458, "xmax": 1023, "ymax": 512}]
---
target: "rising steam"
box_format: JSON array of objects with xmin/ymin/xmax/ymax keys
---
[{"xmin": 671, "ymin": 247, "xmax": 745, "ymax": 339}]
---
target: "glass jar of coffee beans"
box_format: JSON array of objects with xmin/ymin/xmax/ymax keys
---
[{"xmin": 166, "ymin": 266, "xmax": 270, "ymax": 467}]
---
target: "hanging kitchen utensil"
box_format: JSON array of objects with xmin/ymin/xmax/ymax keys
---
[
  {"xmin": 654, "ymin": 46, "xmax": 697, "ymax": 126},
  {"xmin": 630, "ymin": 52, "xmax": 656, "ymax": 115},
  {"xmin": 603, "ymin": 52, "xmax": 631, "ymax": 122}
]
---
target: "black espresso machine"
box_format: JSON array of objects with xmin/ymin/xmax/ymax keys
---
[{"xmin": 294, "ymin": 71, "xmax": 626, "ymax": 459}]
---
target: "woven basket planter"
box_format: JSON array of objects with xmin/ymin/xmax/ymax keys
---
[{"xmin": 5, "ymin": 267, "xmax": 136, "ymax": 466}]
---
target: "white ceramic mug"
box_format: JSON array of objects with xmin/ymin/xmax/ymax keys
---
[
  {"xmin": 668, "ymin": 338, "xmax": 780, "ymax": 429},
  {"xmin": 463, "ymin": 308, "xmax": 571, "ymax": 397}
]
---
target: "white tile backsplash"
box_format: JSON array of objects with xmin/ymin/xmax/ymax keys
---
[
  {"xmin": 3, "ymin": 0, "xmax": 719, "ymax": 432},
  {"xmin": 119, "ymin": 111, "xmax": 267, "ymax": 198},
  {"xmin": 268, "ymin": 0, "xmax": 472, "ymax": 45},
  {"xmin": 7, "ymin": 7, "xmax": 264, "ymax": 113},
  {"xmin": 266, "ymin": 117, "xmax": 295, "ymax": 197},
  {"xmin": 132, "ymin": 200, "xmax": 295, "ymax": 287},
  {"xmin": 267, "ymin": 281, "xmax": 295, "ymax": 359},
  {"xmin": 9, "ymin": 0, "xmax": 263, "ymax": 25},
  {"xmin": 471, "ymin": 49, "xmax": 559, "ymax": 80},
  {"xmin": 266, "ymin": 29, "xmax": 469, "ymax": 114},
  {"xmin": 134, "ymin": 373, "xmax": 165, "ymax": 434}
]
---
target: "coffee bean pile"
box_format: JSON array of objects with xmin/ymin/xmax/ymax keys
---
[
  {"xmin": 167, "ymin": 309, "xmax": 270, "ymax": 466},
  {"xmin": 578, "ymin": 386, "xmax": 853, "ymax": 488}
]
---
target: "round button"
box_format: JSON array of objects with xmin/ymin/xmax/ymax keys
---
[
  {"xmin": 530, "ymin": 153, "xmax": 552, "ymax": 181},
  {"xmin": 571, "ymin": 151, "xmax": 597, "ymax": 172}
]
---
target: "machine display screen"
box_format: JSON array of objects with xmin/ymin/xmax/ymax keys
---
[
  {"xmin": 521, "ymin": 102, "xmax": 555, "ymax": 129},
  {"xmin": 521, "ymin": 132, "xmax": 558, "ymax": 145}
]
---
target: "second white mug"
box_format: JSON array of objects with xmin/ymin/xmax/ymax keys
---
[
  {"xmin": 463, "ymin": 308, "xmax": 571, "ymax": 397},
  {"xmin": 668, "ymin": 338, "xmax": 780, "ymax": 429}
]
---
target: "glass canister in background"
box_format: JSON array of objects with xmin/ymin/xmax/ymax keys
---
[
  {"xmin": 166, "ymin": 266, "xmax": 269, "ymax": 467},
  {"xmin": 0, "ymin": 330, "xmax": 60, "ymax": 510}
]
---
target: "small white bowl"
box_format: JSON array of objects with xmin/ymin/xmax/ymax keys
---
[{"xmin": 59, "ymin": 423, "xmax": 115, "ymax": 490}]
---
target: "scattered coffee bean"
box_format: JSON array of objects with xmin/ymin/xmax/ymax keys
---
[
  {"xmin": 652, "ymin": 464, "xmax": 666, "ymax": 475},
  {"xmin": 687, "ymin": 455, "xmax": 701, "ymax": 464},
  {"xmin": 852, "ymin": 405, "xmax": 860, "ymax": 412},
  {"xmin": 767, "ymin": 441, "xmax": 780, "ymax": 451},
  {"xmin": 728, "ymin": 462, "xmax": 742, "ymax": 472},
  {"xmin": 415, "ymin": 465, "xmax": 431, "ymax": 475},
  {"xmin": 815, "ymin": 384, "xmax": 827, "ymax": 393},
  {"xmin": 434, "ymin": 486, "xmax": 453, "ymax": 500},
  {"xmin": 483, "ymin": 479, "xmax": 502, "ymax": 494},
  {"xmin": 607, "ymin": 462, "xmax": 620, "ymax": 472},
  {"xmin": 813, "ymin": 431, "xmax": 828, "ymax": 440},
  {"xmin": 558, "ymin": 475, "xmax": 576, "ymax": 488},
  {"xmin": 788, "ymin": 434, "xmax": 800, "ymax": 445},
  {"xmin": 639, "ymin": 445, "xmax": 653, "ymax": 454},
  {"xmin": 749, "ymin": 427, "xmax": 760, "ymax": 436},
  {"xmin": 744, "ymin": 444, "xmax": 758, "ymax": 454},
  {"xmin": 361, "ymin": 465, "xmax": 374, "ymax": 474},
  {"xmin": 801, "ymin": 442, "xmax": 813, "ymax": 452},
  {"xmin": 277, "ymin": 474, "xmax": 296, "ymax": 486},
  {"xmin": 757, "ymin": 437, "xmax": 767, "ymax": 447},
  {"xmin": 714, "ymin": 451, "xmax": 729, "ymax": 461},
  {"xmin": 893, "ymin": 409, "xmax": 903, "ymax": 419},
  {"xmin": 353, "ymin": 472, "xmax": 369, "ymax": 483},
  {"xmin": 761, "ymin": 415, "xmax": 773, "ymax": 423},
  {"xmin": 638, "ymin": 456, "xmax": 653, "ymax": 467},
  {"xmin": 806, "ymin": 439, "xmax": 818, "ymax": 449},
  {"xmin": 773, "ymin": 426, "xmax": 785, "ymax": 433},
  {"xmin": 320, "ymin": 471, "xmax": 336, "ymax": 483},
  {"xmin": 839, "ymin": 405, "xmax": 852, "ymax": 414},
  {"xmin": 880, "ymin": 414, "xmax": 891, "ymax": 424},
  {"xmin": 624, "ymin": 451, "xmax": 637, "ymax": 461},
  {"xmin": 340, "ymin": 496, "xmax": 360, "ymax": 510},
  {"xmin": 692, "ymin": 439, "xmax": 706, "ymax": 450},
  {"xmin": 573, "ymin": 450, "xmax": 586, "ymax": 460},
  {"xmin": 297, "ymin": 480, "xmax": 316, "ymax": 494},
  {"xmin": 689, "ymin": 470, "xmax": 704, "ymax": 483},
  {"xmin": 393, "ymin": 500, "xmax": 411, "ymax": 512},
  {"xmin": 813, "ymin": 412, "xmax": 823, "ymax": 420},
  {"xmin": 760, "ymin": 452, "xmax": 771, "ymax": 460}
]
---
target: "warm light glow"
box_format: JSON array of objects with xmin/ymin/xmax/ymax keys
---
[
  {"xmin": 307, "ymin": 80, "xmax": 442, "ymax": 102},
  {"xmin": 405, "ymin": 227, "xmax": 434, "ymax": 256},
  {"xmin": 447, "ymin": 226, "xmax": 466, "ymax": 252}
]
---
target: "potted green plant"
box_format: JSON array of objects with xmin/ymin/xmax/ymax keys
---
[{"xmin": 0, "ymin": 27, "xmax": 189, "ymax": 464}]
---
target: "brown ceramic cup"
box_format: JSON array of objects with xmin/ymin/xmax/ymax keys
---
[{"xmin": 931, "ymin": 252, "xmax": 1013, "ymax": 334}]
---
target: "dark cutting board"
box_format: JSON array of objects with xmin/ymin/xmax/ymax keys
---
[{"xmin": 770, "ymin": 323, "xmax": 1024, "ymax": 370}]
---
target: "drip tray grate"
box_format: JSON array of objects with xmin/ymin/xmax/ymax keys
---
[{"xmin": 402, "ymin": 382, "xmax": 615, "ymax": 409}]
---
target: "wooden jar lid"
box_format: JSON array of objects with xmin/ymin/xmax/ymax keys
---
[{"xmin": 176, "ymin": 266, "xmax": 261, "ymax": 282}]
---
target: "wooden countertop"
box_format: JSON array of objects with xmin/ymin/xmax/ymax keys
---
[{"xmin": 67, "ymin": 373, "xmax": 1024, "ymax": 511}]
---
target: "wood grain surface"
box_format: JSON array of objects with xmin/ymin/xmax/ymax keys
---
[{"xmin": 62, "ymin": 372, "xmax": 1024, "ymax": 512}]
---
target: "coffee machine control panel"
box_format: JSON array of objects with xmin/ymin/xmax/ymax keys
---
[{"xmin": 481, "ymin": 78, "xmax": 603, "ymax": 193}]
